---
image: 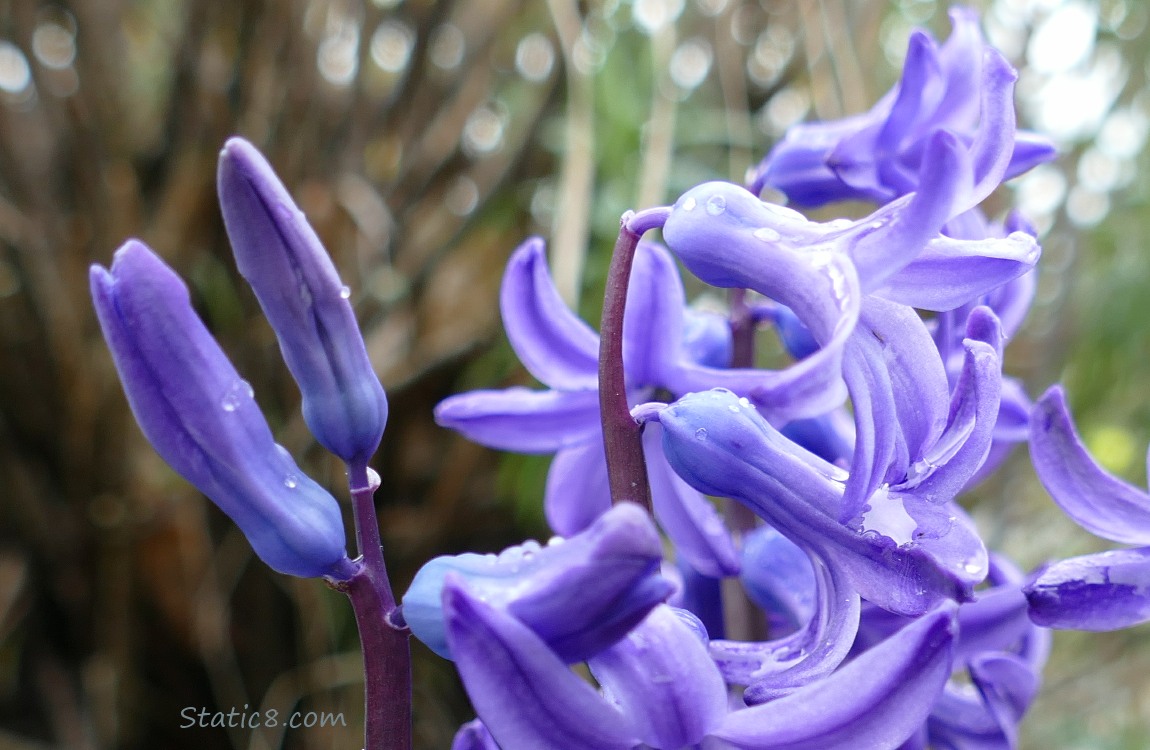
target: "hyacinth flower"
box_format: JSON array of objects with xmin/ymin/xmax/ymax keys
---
[
  {"xmin": 217, "ymin": 137, "xmax": 388, "ymax": 473},
  {"xmin": 654, "ymin": 388, "xmax": 988, "ymax": 617},
  {"xmin": 401, "ymin": 502, "xmax": 673, "ymax": 662},
  {"xmin": 445, "ymin": 584, "xmax": 957, "ymax": 750},
  {"xmin": 1025, "ymin": 386, "xmax": 1150, "ymax": 630},
  {"xmin": 436, "ymin": 237, "xmax": 748, "ymax": 577},
  {"xmin": 91, "ymin": 240, "xmax": 355, "ymax": 580},
  {"xmin": 662, "ymin": 307, "xmax": 999, "ymax": 700},
  {"xmin": 751, "ymin": 6, "xmax": 1056, "ymax": 208},
  {"xmin": 660, "ymin": 157, "xmax": 1037, "ymax": 436},
  {"xmin": 855, "ymin": 555, "xmax": 1049, "ymax": 749}
]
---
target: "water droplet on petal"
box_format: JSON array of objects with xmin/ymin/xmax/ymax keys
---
[
  {"xmin": 339, "ymin": 284, "xmax": 352, "ymax": 299},
  {"xmin": 694, "ymin": 427, "xmax": 708, "ymax": 440},
  {"xmin": 753, "ymin": 226, "xmax": 781, "ymax": 242},
  {"xmin": 705, "ymin": 194, "xmax": 726, "ymax": 215},
  {"xmin": 221, "ymin": 379, "xmax": 254, "ymax": 412},
  {"xmin": 681, "ymin": 196, "xmax": 697, "ymax": 212},
  {"xmin": 284, "ymin": 474, "xmax": 299, "ymax": 489}
]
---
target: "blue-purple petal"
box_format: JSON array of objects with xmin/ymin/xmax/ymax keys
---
[
  {"xmin": 443, "ymin": 580, "xmax": 639, "ymax": 749},
  {"xmin": 707, "ymin": 606, "xmax": 956, "ymax": 750},
  {"xmin": 1029, "ymin": 386, "xmax": 1150, "ymax": 545},
  {"xmin": 644, "ymin": 425, "xmax": 740, "ymax": 578},
  {"xmin": 499, "ymin": 238, "xmax": 600, "ymax": 391},
  {"xmin": 405, "ymin": 503, "xmax": 672, "ymax": 662},
  {"xmin": 434, "ymin": 388, "xmax": 601, "ymax": 454},
  {"xmin": 1024, "ymin": 548, "xmax": 1150, "ymax": 631},
  {"xmin": 589, "ymin": 606, "xmax": 727, "ymax": 748}
]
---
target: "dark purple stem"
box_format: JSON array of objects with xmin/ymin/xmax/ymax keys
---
[
  {"xmin": 342, "ymin": 462, "xmax": 410, "ymax": 750},
  {"xmin": 598, "ymin": 208, "xmax": 668, "ymax": 511}
]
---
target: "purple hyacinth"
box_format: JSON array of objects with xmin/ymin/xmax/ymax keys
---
[{"xmin": 751, "ymin": 6, "xmax": 1055, "ymax": 208}]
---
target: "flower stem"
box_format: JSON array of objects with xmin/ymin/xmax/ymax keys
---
[
  {"xmin": 341, "ymin": 463, "xmax": 411, "ymax": 750},
  {"xmin": 598, "ymin": 209, "xmax": 667, "ymax": 511}
]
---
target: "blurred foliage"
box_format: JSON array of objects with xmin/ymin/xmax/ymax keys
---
[{"xmin": 1, "ymin": 0, "xmax": 1149, "ymax": 748}]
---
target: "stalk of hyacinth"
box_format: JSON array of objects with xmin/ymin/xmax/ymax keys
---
[{"xmin": 95, "ymin": 139, "xmax": 412, "ymax": 750}]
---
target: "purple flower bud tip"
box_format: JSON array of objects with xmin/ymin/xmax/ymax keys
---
[
  {"xmin": 402, "ymin": 502, "xmax": 672, "ymax": 662},
  {"xmin": 91, "ymin": 240, "xmax": 351, "ymax": 579},
  {"xmin": 217, "ymin": 137, "xmax": 387, "ymax": 467}
]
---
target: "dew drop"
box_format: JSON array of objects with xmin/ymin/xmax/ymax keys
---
[
  {"xmin": 284, "ymin": 474, "xmax": 299, "ymax": 489},
  {"xmin": 694, "ymin": 427, "xmax": 708, "ymax": 440},
  {"xmin": 221, "ymin": 379, "xmax": 254, "ymax": 412},
  {"xmin": 681, "ymin": 196, "xmax": 697, "ymax": 212},
  {"xmin": 339, "ymin": 284, "xmax": 351, "ymax": 299},
  {"xmin": 705, "ymin": 194, "xmax": 727, "ymax": 215},
  {"xmin": 753, "ymin": 226, "xmax": 781, "ymax": 242},
  {"xmin": 963, "ymin": 561, "xmax": 983, "ymax": 575},
  {"xmin": 727, "ymin": 404, "xmax": 740, "ymax": 413},
  {"xmin": 366, "ymin": 467, "xmax": 382, "ymax": 490}
]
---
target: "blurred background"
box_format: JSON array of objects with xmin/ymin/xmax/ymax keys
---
[{"xmin": 0, "ymin": 0, "xmax": 1147, "ymax": 747}]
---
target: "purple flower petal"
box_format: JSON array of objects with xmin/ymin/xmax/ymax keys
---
[
  {"xmin": 1024, "ymin": 548, "xmax": 1150, "ymax": 631},
  {"xmin": 725, "ymin": 552, "xmax": 861, "ymax": 703},
  {"xmin": 662, "ymin": 182, "xmax": 860, "ymax": 422},
  {"xmin": 623, "ymin": 242, "xmax": 686, "ymax": 388},
  {"xmin": 681, "ymin": 309, "xmax": 734, "ymax": 369},
  {"xmin": 872, "ymin": 231, "xmax": 1040, "ymax": 312},
  {"xmin": 451, "ymin": 719, "xmax": 500, "ymax": 750},
  {"xmin": 405, "ymin": 503, "xmax": 672, "ymax": 662},
  {"xmin": 442, "ymin": 580, "xmax": 639, "ymax": 749},
  {"xmin": 434, "ymin": 388, "xmax": 601, "ymax": 454},
  {"xmin": 1029, "ymin": 385, "xmax": 1150, "ymax": 545},
  {"xmin": 709, "ymin": 606, "xmax": 956, "ymax": 750},
  {"xmin": 845, "ymin": 131, "xmax": 972, "ymax": 290},
  {"xmin": 500, "ymin": 238, "xmax": 600, "ymax": 391},
  {"xmin": 544, "ymin": 440, "xmax": 612, "ymax": 536},
  {"xmin": 658, "ymin": 389, "xmax": 976, "ymax": 615},
  {"xmin": 217, "ymin": 138, "xmax": 388, "ymax": 465},
  {"xmin": 644, "ymin": 424, "xmax": 740, "ymax": 578},
  {"xmin": 588, "ymin": 606, "xmax": 727, "ymax": 748},
  {"xmin": 900, "ymin": 310, "xmax": 1003, "ymax": 504},
  {"xmin": 90, "ymin": 241, "xmax": 349, "ymax": 578},
  {"xmin": 739, "ymin": 526, "xmax": 817, "ymax": 637}
]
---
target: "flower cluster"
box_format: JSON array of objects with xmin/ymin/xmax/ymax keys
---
[{"xmin": 89, "ymin": 8, "xmax": 1149, "ymax": 750}]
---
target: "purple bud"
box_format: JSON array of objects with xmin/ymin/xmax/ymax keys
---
[
  {"xmin": 217, "ymin": 137, "xmax": 387, "ymax": 467},
  {"xmin": 90, "ymin": 240, "xmax": 351, "ymax": 578}
]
